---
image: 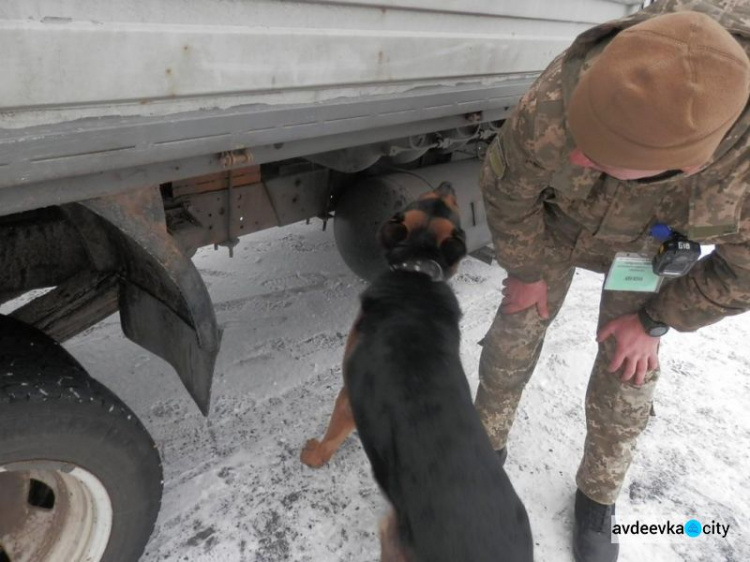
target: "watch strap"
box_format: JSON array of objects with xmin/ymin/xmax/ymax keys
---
[{"xmin": 638, "ymin": 308, "xmax": 669, "ymax": 336}]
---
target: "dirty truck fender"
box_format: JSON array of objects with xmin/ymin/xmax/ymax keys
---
[{"xmin": 64, "ymin": 186, "xmax": 221, "ymax": 415}]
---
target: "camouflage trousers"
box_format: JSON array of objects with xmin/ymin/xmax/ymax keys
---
[{"xmin": 474, "ymin": 266, "xmax": 659, "ymax": 505}]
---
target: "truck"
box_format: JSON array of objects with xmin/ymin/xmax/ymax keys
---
[{"xmin": 0, "ymin": 1, "xmax": 643, "ymax": 560}]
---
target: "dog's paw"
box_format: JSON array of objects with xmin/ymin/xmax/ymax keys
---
[{"xmin": 300, "ymin": 439, "xmax": 330, "ymax": 468}]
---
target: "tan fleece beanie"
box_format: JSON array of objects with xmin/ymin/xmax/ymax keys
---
[{"xmin": 568, "ymin": 11, "xmax": 750, "ymax": 170}]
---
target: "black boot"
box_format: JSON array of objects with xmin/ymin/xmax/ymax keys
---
[
  {"xmin": 573, "ymin": 489, "xmax": 619, "ymax": 562},
  {"xmin": 495, "ymin": 447, "xmax": 507, "ymax": 467}
]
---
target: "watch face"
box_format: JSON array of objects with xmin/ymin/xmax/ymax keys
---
[{"xmin": 649, "ymin": 325, "xmax": 669, "ymax": 337}]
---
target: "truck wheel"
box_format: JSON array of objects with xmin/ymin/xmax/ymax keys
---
[
  {"xmin": 334, "ymin": 160, "xmax": 485, "ymax": 281},
  {"xmin": 0, "ymin": 315, "xmax": 163, "ymax": 562},
  {"xmin": 334, "ymin": 174, "xmax": 409, "ymax": 281}
]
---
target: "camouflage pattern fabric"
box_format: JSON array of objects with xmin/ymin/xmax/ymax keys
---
[
  {"xmin": 475, "ymin": 273, "xmax": 660, "ymax": 505},
  {"xmin": 478, "ymin": 0, "xmax": 750, "ymax": 504},
  {"xmin": 575, "ymin": 289, "xmax": 661, "ymax": 504},
  {"xmin": 475, "ymin": 265, "xmax": 575, "ymax": 453},
  {"xmin": 482, "ymin": 0, "xmax": 750, "ymax": 332}
]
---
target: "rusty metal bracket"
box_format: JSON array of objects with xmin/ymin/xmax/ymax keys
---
[
  {"xmin": 221, "ymin": 168, "xmax": 240, "ymax": 257},
  {"xmin": 166, "ymin": 167, "xmax": 278, "ymax": 254},
  {"xmin": 220, "ymin": 149, "xmax": 254, "ymax": 169},
  {"xmin": 63, "ymin": 186, "xmax": 221, "ymax": 414}
]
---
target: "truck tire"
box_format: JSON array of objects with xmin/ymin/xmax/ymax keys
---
[{"xmin": 0, "ymin": 315, "xmax": 163, "ymax": 562}]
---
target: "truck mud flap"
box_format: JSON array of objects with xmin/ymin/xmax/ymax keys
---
[{"xmin": 64, "ymin": 186, "xmax": 221, "ymax": 415}]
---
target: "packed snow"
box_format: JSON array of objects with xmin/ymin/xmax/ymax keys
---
[{"xmin": 59, "ymin": 221, "xmax": 749, "ymax": 561}]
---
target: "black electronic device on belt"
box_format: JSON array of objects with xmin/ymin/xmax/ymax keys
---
[{"xmin": 652, "ymin": 230, "xmax": 701, "ymax": 278}]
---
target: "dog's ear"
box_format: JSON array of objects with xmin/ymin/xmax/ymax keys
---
[
  {"xmin": 440, "ymin": 229, "xmax": 467, "ymax": 266},
  {"xmin": 377, "ymin": 213, "xmax": 408, "ymax": 249}
]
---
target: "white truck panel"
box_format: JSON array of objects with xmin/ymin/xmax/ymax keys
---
[{"xmin": 1, "ymin": 0, "xmax": 641, "ymax": 128}]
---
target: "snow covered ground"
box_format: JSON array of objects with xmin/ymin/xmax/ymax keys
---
[{"xmin": 59, "ymin": 221, "xmax": 749, "ymax": 561}]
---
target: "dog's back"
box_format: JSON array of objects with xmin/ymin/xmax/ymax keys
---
[{"xmin": 347, "ymin": 270, "xmax": 534, "ymax": 562}]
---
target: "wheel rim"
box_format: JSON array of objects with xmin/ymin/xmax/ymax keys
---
[{"xmin": 0, "ymin": 464, "xmax": 113, "ymax": 562}]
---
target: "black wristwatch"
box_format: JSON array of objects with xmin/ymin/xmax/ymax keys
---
[{"xmin": 637, "ymin": 308, "xmax": 669, "ymax": 337}]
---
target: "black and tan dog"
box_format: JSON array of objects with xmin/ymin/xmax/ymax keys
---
[{"xmin": 301, "ymin": 183, "xmax": 533, "ymax": 561}]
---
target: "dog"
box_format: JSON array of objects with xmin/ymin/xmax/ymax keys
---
[{"xmin": 301, "ymin": 182, "xmax": 534, "ymax": 561}]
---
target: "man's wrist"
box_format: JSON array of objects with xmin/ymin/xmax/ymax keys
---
[
  {"xmin": 637, "ymin": 308, "xmax": 670, "ymax": 337},
  {"xmin": 503, "ymin": 265, "xmax": 545, "ymax": 284}
]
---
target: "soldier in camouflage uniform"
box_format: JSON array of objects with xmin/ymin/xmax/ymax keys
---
[{"xmin": 476, "ymin": 1, "xmax": 750, "ymax": 561}]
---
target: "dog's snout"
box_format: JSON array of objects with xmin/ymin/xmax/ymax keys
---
[{"xmin": 434, "ymin": 181, "xmax": 456, "ymax": 198}]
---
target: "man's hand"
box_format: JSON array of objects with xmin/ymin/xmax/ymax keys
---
[
  {"xmin": 500, "ymin": 276, "xmax": 550, "ymax": 319},
  {"xmin": 597, "ymin": 313, "xmax": 660, "ymax": 386}
]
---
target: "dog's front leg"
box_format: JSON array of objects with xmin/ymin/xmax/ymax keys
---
[
  {"xmin": 300, "ymin": 386, "xmax": 356, "ymax": 468},
  {"xmin": 301, "ymin": 315, "xmax": 361, "ymax": 468}
]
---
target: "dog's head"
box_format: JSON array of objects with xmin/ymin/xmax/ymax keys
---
[{"xmin": 377, "ymin": 182, "xmax": 467, "ymax": 279}]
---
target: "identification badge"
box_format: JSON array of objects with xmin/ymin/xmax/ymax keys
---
[{"xmin": 604, "ymin": 253, "xmax": 664, "ymax": 293}]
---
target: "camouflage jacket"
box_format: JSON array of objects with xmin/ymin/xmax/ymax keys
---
[{"xmin": 481, "ymin": 0, "xmax": 750, "ymax": 332}]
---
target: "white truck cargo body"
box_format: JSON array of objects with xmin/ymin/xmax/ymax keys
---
[
  {"xmin": 1, "ymin": 0, "xmax": 641, "ymax": 127},
  {"xmin": 0, "ymin": 0, "xmax": 641, "ymax": 212}
]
